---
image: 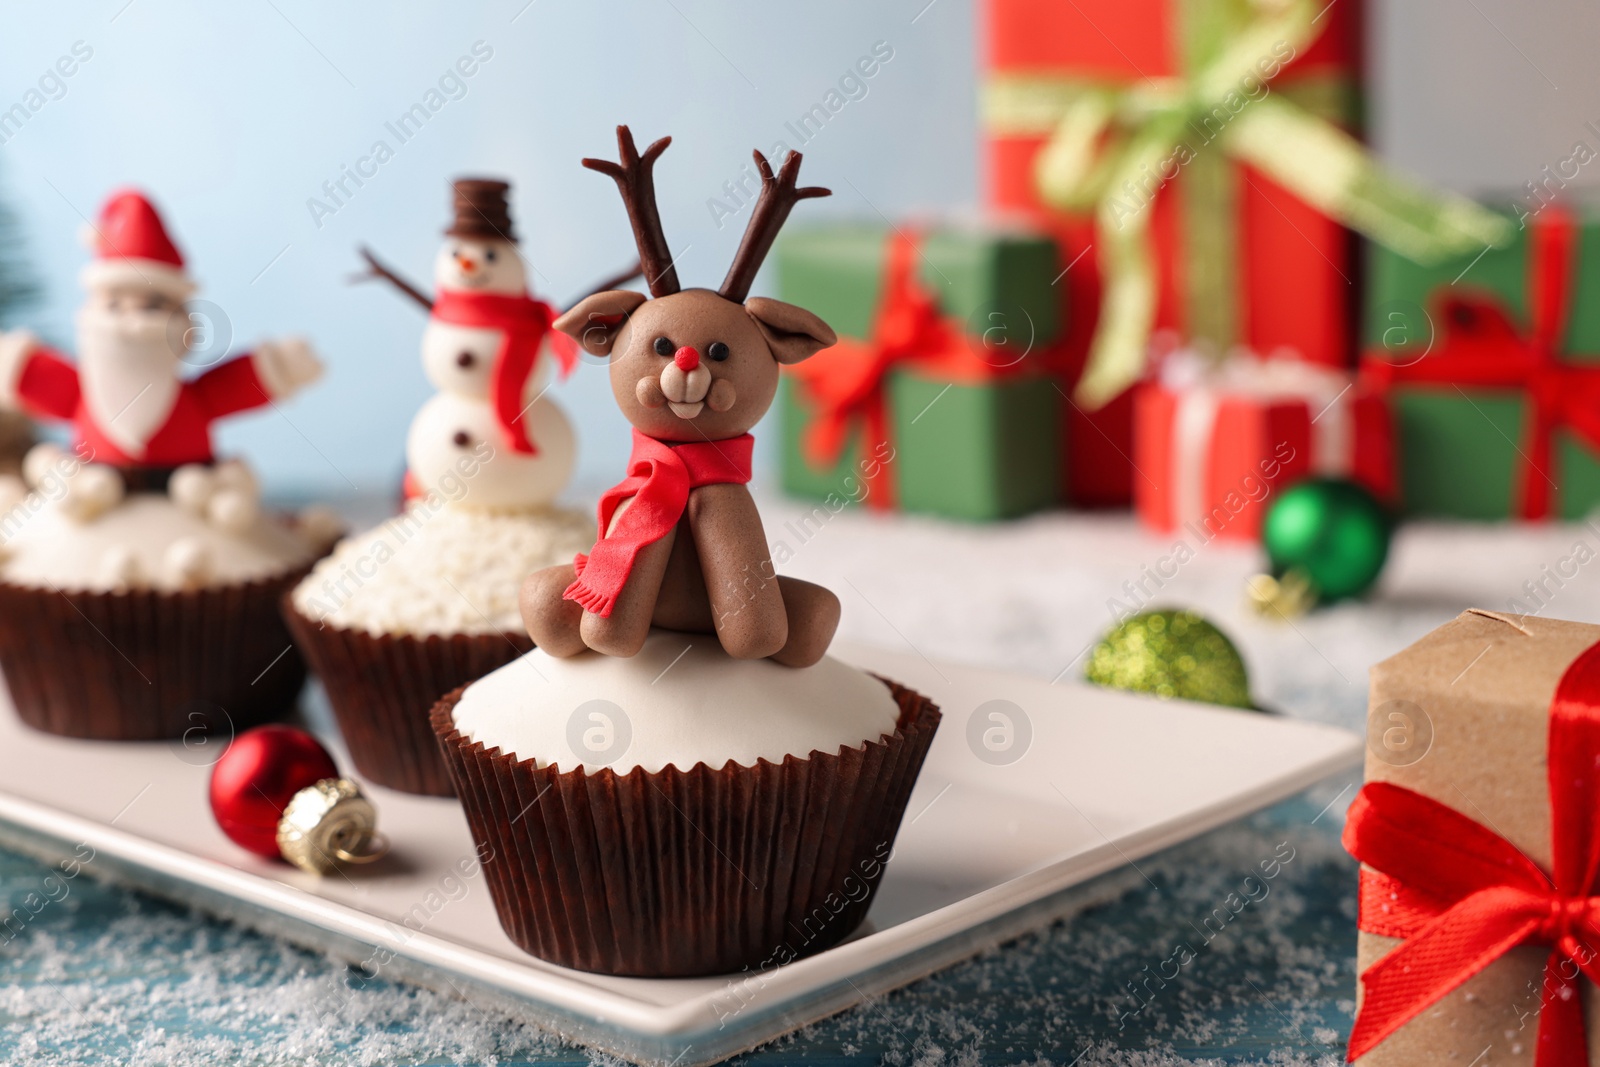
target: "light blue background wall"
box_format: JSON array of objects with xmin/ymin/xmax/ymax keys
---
[
  {"xmin": 0, "ymin": 0, "xmax": 977, "ymax": 497},
  {"xmin": 0, "ymin": 0, "xmax": 1590, "ymax": 497}
]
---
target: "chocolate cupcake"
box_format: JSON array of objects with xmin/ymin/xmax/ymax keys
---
[
  {"xmin": 432, "ymin": 633, "xmax": 941, "ymax": 977},
  {"xmin": 0, "ymin": 451, "xmax": 335, "ymax": 740},
  {"xmin": 289, "ymin": 174, "xmax": 595, "ymax": 796},
  {"xmin": 285, "ymin": 501, "xmax": 593, "ymax": 796},
  {"xmin": 0, "ymin": 187, "xmax": 334, "ymax": 741}
]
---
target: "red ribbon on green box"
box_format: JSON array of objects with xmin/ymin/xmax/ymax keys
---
[
  {"xmin": 1361, "ymin": 205, "xmax": 1600, "ymax": 521},
  {"xmin": 788, "ymin": 231, "xmax": 1049, "ymax": 509}
]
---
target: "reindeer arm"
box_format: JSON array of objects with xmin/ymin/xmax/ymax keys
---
[{"xmin": 688, "ymin": 483, "xmax": 788, "ymax": 660}]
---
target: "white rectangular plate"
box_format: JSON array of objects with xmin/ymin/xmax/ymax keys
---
[{"xmin": 0, "ymin": 642, "xmax": 1360, "ymax": 1066}]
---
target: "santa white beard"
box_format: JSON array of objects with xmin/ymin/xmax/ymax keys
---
[{"xmin": 76, "ymin": 304, "xmax": 184, "ymax": 460}]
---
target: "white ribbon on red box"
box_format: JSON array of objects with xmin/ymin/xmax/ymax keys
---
[{"xmin": 1160, "ymin": 349, "xmax": 1356, "ymax": 533}]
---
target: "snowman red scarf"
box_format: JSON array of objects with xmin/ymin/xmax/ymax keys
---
[
  {"xmin": 432, "ymin": 289, "xmax": 578, "ymax": 454},
  {"xmin": 563, "ymin": 429, "xmax": 755, "ymax": 618}
]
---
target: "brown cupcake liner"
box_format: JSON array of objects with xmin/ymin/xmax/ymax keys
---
[
  {"xmin": 0, "ymin": 566, "xmax": 312, "ymax": 742},
  {"xmin": 431, "ymin": 676, "xmax": 942, "ymax": 977},
  {"xmin": 283, "ymin": 600, "xmax": 532, "ymax": 797}
]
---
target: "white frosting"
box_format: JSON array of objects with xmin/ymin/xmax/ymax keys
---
[
  {"xmin": 290, "ymin": 501, "xmax": 594, "ymax": 636},
  {"xmin": 405, "ymin": 390, "xmax": 575, "ymax": 512},
  {"xmin": 451, "ymin": 632, "xmax": 902, "ymax": 775},
  {"xmin": 0, "ymin": 491, "xmax": 315, "ymax": 592}
]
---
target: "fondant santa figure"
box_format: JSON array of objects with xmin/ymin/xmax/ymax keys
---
[
  {"xmin": 0, "ymin": 189, "xmax": 323, "ymax": 475},
  {"xmin": 357, "ymin": 178, "xmax": 579, "ymax": 511}
]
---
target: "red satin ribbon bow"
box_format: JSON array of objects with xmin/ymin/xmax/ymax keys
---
[
  {"xmin": 788, "ymin": 231, "xmax": 955, "ymax": 509},
  {"xmin": 1361, "ymin": 204, "xmax": 1600, "ymax": 520},
  {"xmin": 1343, "ymin": 641, "xmax": 1600, "ymax": 1065}
]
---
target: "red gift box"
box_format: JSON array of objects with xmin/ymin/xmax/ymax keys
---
[
  {"xmin": 982, "ymin": 0, "xmax": 1365, "ymax": 507},
  {"xmin": 1136, "ymin": 352, "xmax": 1393, "ymax": 542}
]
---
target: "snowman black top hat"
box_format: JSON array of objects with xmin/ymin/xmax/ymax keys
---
[{"xmin": 447, "ymin": 178, "xmax": 516, "ymax": 243}]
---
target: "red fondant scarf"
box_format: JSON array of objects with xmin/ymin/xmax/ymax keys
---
[
  {"xmin": 563, "ymin": 429, "xmax": 754, "ymax": 618},
  {"xmin": 432, "ymin": 288, "xmax": 578, "ymax": 455}
]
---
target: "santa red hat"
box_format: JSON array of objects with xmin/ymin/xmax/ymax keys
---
[{"xmin": 81, "ymin": 189, "xmax": 196, "ymax": 299}]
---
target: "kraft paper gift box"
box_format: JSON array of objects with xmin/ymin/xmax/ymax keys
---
[
  {"xmin": 1345, "ymin": 610, "xmax": 1600, "ymax": 1064},
  {"xmin": 775, "ymin": 222, "xmax": 1063, "ymax": 523}
]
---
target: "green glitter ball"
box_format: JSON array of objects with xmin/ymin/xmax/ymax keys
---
[{"xmin": 1085, "ymin": 609, "xmax": 1254, "ymax": 710}]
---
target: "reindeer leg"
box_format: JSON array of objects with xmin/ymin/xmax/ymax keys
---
[
  {"xmin": 520, "ymin": 564, "xmax": 587, "ymax": 658},
  {"xmin": 579, "ymin": 528, "xmax": 676, "ymax": 658},
  {"xmin": 690, "ymin": 484, "xmax": 788, "ymax": 660},
  {"xmin": 770, "ymin": 577, "xmax": 840, "ymax": 668}
]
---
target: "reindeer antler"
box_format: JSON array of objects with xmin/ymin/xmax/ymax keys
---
[
  {"xmin": 719, "ymin": 149, "xmax": 830, "ymax": 303},
  {"xmin": 583, "ymin": 126, "xmax": 680, "ymax": 298}
]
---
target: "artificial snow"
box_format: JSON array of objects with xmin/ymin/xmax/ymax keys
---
[{"xmin": 6, "ymin": 496, "xmax": 1595, "ymax": 1064}]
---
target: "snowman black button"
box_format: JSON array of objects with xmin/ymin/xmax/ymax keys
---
[
  {"xmin": 452, "ymin": 431, "xmax": 472, "ymax": 448},
  {"xmin": 456, "ymin": 351, "xmax": 475, "ymax": 368}
]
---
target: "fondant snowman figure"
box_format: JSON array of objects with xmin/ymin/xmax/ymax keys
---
[{"xmin": 367, "ymin": 179, "xmax": 577, "ymax": 512}]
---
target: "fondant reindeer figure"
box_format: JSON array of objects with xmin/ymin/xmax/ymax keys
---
[{"xmin": 521, "ymin": 126, "xmax": 840, "ymax": 668}]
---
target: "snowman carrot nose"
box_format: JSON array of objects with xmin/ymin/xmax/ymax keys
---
[
  {"xmin": 455, "ymin": 253, "xmax": 478, "ymax": 273},
  {"xmin": 673, "ymin": 346, "xmax": 699, "ymax": 371}
]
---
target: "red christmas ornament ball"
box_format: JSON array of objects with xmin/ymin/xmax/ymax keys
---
[{"xmin": 210, "ymin": 725, "xmax": 339, "ymax": 858}]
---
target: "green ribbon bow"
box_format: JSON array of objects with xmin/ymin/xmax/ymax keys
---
[{"xmin": 983, "ymin": 0, "xmax": 1514, "ymax": 408}]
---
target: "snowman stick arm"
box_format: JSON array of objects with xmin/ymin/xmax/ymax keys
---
[
  {"xmin": 351, "ymin": 246, "xmax": 434, "ymax": 312},
  {"xmin": 567, "ymin": 260, "xmax": 643, "ymax": 306}
]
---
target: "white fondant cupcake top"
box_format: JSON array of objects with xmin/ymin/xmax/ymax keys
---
[
  {"xmin": 291, "ymin": 501, "xmax": 594, "ymax": 636},
  {"xmin": 450, "ymin": 631, "xmax": 902, "ymax": 774},
  {"xmin": 0, "ymin": 491, "xmax": 316, "ymax": 592}
]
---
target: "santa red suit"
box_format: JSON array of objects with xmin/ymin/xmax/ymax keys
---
[{"xmin": 0, "ymin": 190, "xmax": 321, "ymax": 468}]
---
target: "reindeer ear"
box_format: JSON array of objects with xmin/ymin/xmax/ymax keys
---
[
  {"xmin": 745, "ymin": 297, "xmax": 836, "ymax": 365},
  {"xmin": 554, "ymin": 289, "xmax": 649, "ymax": 357}
]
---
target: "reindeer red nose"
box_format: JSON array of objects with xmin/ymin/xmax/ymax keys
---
[{"xmin": 673, "ymin": 346, "xmax": 700, "ymax": 372}]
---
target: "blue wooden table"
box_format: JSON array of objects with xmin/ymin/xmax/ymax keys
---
[
  {"xmin": 11, "ymin": 495, "xmax": 1498, "ymax": 1066},
  {"xmin": 0, "ymin": 786, "xmax": 1359, "ymax": 1065}
]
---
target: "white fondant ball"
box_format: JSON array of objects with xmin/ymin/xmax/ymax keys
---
[
  {"xmin": 212, "ymin": 460, "xmax": 259, "ymax": 499},
  {"xmin": 169, "ymin": 465, "xmax": 215, "ymax": 514},
  {"xmin": 206, "ymin": 488, "xmax": 259, "ymax": 534},
  {"xmin": 432, "ymin": 237, "xmax": 526, "ymax": 296},
  {"xmin": 22, "ymin": 444, "xmax": 69, "ymax": 489},
  {"xmin": 421, "ymin": 320, "xmax": 498, "ymax": 398},
  {"xmin": 63, "ymin": 464, "xmax": 125, "ymax": 522},
  {"xmin": 405, "ymin": 391, "xmax": 575, "ymax": 512}
]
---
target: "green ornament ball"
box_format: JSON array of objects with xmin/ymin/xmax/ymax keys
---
[
  {"xmin": 1262, "ymin": 478, "xmax": 1391, "ymax": 602},
  {"xmin": 1085, "ymin": 609, "xmax": 1254, "ymax": 710}
]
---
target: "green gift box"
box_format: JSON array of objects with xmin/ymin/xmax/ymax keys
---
[
  {"xmin": 775, "ymin": 223, "xmax": 1063, "ymax": 522},
  {"xmin": 1361, "ymin": 202, "xmax": 1600, "ymax": 520}
]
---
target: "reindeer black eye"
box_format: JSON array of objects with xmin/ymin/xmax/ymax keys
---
[
  {"xmin": 707, "ymin": 341, "xmax": 730, "ymax": 362},
  {"xmin": 653, "ymin": 336, "xmax": 674, "ymax": 356}
]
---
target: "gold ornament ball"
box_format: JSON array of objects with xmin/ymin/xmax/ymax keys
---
[{"xmin": 1085, "ymin": 609, "xmax": 1254, "ymax": 710}]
